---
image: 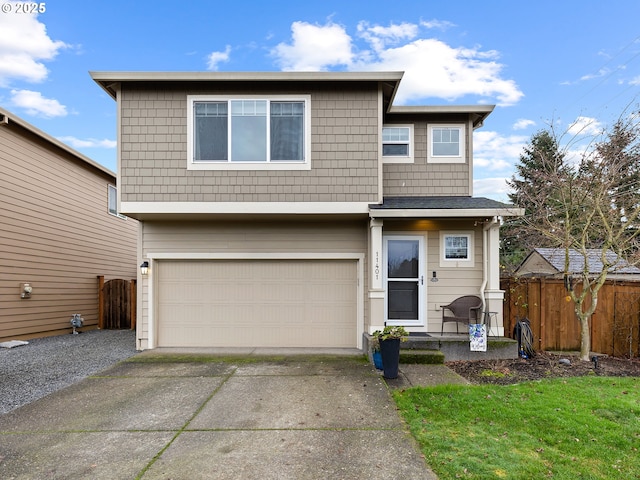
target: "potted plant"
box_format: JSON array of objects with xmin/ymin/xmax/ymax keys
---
[
  {"xmin": 378, "ymin": 325, "xmax": 408, "ymax": 379},
  {"xmin": 370, "ymin": 330, "xmax": 383, "ymax": 370}
]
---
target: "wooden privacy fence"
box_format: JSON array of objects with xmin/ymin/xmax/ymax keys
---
[
  {"xmin": 501, "ymin": 277, "xmax": 640, "ymax": 358},
  {"xmin": 97, "ymin": 276, "xmax": 136, "ymax": 330}
]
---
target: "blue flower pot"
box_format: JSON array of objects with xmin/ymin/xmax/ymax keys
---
[{"xmin": 372, "ymin": 350, "xmax": 383, "ymax": 369}]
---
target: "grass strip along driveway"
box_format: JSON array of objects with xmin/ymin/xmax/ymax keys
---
[{"xmin": 393, "ymin": 376, "xmax": 640, "ymax": 479}]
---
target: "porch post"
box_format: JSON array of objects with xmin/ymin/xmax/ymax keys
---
[
  {"xmin": 369, "ymin": 218, "xmax": 385, "ymax": 333},
  {"xmin": 485, "ymin": 220, "xmax": 505, "ymax": 336}
]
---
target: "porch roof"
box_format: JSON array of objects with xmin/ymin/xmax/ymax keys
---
[{"xmin": 369, "ymin": 196, "xmax": 523, "ymax": 218}]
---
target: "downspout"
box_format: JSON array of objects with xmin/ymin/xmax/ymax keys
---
[{"xmin": 480, "ymin": 216, "xmax": 499, "ymax": 313}]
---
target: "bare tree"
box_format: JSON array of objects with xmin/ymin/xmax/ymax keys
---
[{"xmin": 510, "ymin": 110, "xmax": 640, "ymax": 360}]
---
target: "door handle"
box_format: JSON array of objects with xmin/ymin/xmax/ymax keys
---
[{"xmin": 420, "ymin": 276, "xmax": 424, "ymax": 285}]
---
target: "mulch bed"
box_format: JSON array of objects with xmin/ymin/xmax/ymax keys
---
[{"xmin": 446, "ymin": 351, "xmax": 640, "ymax": 385}]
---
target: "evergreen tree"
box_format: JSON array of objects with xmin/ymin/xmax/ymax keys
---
[{"xmin": 500, "ymin": 130, "xmax": 567, "ymax": 274}]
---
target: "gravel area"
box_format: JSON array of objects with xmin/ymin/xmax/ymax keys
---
[{"xmin": 0, "ymin": 329, "xmax": 138, "ymax": 414}]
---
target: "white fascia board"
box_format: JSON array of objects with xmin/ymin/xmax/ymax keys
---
[
  {"xmin": 121, "ymin": 201, "xmax": 372, "ymax": 215},
  {"xmin": 369, "ymin": 207, "xmax": 524, "ymax": 218}
]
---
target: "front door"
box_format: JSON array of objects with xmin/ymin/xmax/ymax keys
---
[{"xmin": 384, "ymin": 236, "xmax": 424, "ymax": 326}]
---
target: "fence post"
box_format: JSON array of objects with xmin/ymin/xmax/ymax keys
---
[
  {"xmin": 539, "ymin": 277, "xmax": 546, "ymax": 351},
  {"xmin": 97, "ymin": 276, "xmax": 105, "ymax": 329}
]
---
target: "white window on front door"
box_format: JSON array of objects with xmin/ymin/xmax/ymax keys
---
[{"xmin": 384, "ymin": 236, "xmax": 424, "ymax": 326}]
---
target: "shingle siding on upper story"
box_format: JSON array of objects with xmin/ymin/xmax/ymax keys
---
[
  {"xmin": 119, "ymin": 83, "xmax": 381, "ymax": 203},
  {"xmin": 382, "ymin": 119, "xmax": 472, "ymax": 197}
]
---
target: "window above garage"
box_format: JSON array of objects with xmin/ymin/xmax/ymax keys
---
[{"xmin": 187, "ymin": 95, "xmax": 311, "ymax": 170}]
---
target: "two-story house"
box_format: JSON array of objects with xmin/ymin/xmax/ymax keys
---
[{"xmin": 91, "ymin": 71, "xmax": 520, "ymax": 351}]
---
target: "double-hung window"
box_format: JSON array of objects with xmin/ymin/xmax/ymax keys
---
[
  {"xmin": 188, "ymin": 95, "xmax": 311, "ymax": 170},
  {"xmin": 382, "ymin": 125, "xmax": 414, "ymax": 163},
  {"xmin": 428, "ymin": 124, "xmax": 465, "ymax": 163}
]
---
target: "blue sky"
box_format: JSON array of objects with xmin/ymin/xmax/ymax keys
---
[{"xmin": 2, "ymin": 1, "xmax": 640, "ymax": 201}]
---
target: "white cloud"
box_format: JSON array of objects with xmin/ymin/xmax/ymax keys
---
[
  {"xmin": 473, "ymin": 130, "xmax": 529, "ymax": 172},
  {"xmin": 472, "ymin": 131, "xmax": 531, "ymax": 201},
  {"xmin": 10, "ymin": 89, "xmax": 67, "ymax": 118},
  {"xmin": 567, "ymin": 116, "xmax": 604, "ymax": 136},
  {"xmin": 0, "ymin": 9, "xmax": 68, "ymax": 86},
  {"xmin": 207, "ymin": 45, "xmax": 231, "ymax": 71},
  {"xmin": 473, "ymin": 177, "xmax": 511, "ymax": 201},
  {"xmin": 357, "ymin": 37, "xmax": 523, "ymax": 106},
  {"xmin": 271, "ymin": 20, "xmax": 524, "ymax": 106},
  {"xmin": 513, "ymin": 118, "xmax": 535, "ymax": 130},
  {"xmin": 271, "ymin": 21, "xmax": 353, "ymax": 71},
  {"xmin": 57, "ymin": 136, "xmax": 116, "ymax": 149},
  {"xmin": 357, "ymin": 21, "xmax": 418, "ymax": 51},
  {"xmin": 579, "ymin": 68, "xmax": 610, "ymax": 82},
  {"xmin": 420, "ymin": 19, "xmax": 456, "ymax": 30}
]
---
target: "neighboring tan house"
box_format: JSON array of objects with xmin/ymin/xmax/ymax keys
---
[
  {"xmin": 0, "ymin": 107, "xmax": 138, "ymax": 341},
  {"xmin": 91, "ymin": 70, "xmax": 522, "ymax": 351},
  {"xmin": 515, "ymin": 247, "xmax": 640, "ymax": 280}
]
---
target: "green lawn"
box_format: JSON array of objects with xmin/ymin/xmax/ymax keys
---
[{"xmin": 393, "ymin": 376, "xmax": 640, "ymax": 479}]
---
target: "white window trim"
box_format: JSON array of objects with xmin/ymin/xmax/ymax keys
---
[
  {"xmin": 382, "ymin": 124, "xmax": 414, "ymax": 164},
  {"xmin": 187, "ymin": 95, "xmax": 311, "ymax": 171},
  {"xmin": 427, "ymin": 124, "xmax": 465, "ymax": 164},
  {"xmin": 107, "ymin": 184, "xmax": 126, "ymax": 219},
  {"xmin": 439, "ymin": 231, "xmax": 474, "ymax": 268}
]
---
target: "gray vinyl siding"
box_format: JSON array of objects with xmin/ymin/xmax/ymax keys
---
[
  {"xmin": 119, "ymin": 83, "xmax": 380, "ymax": 204},
  {"xmin": 383, "ymin": 119, "xmax": 473, "ymax": 197},
  {"xmin": 0, "ymin": 121, "xmax": 138, "ymax": 340},
  {"xmin": 137, "ymin": 220, "xmax": 368, "ymax": 344}
]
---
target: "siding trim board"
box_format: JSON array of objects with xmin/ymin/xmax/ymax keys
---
[{"xmin": 122, "ymin": 201, "xmax": 373, "ymax": 216}]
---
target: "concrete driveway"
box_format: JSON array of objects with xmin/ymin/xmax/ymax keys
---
[{"xmin": 0, "ymin": 352, "xmax": 438, "ymax": 479}]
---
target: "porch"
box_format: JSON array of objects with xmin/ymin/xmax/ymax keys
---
[{"xmin": 364, "ymin": 332, "xmax": 519, "ymax": 364}]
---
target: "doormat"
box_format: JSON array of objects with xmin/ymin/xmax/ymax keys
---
[
  {"xmin": 408, "ymin": 332, "xmax": 431, "ymax": 337},
  {"xmin": 0, "ymin": 340, "xmax": 29, "ymax": 349}
]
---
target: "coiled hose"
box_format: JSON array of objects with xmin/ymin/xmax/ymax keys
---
[{"xmin": 514, "ymin": 318, "xmax": 535, "ymax": 358}]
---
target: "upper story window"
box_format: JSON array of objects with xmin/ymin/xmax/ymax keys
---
[
  {"xmin": 187, "ymin": 95, "xmax": 311, "ymax": 170},
  {"xmin": 108, "ymin": 185, "xmax": 125, "ymax": 219},
  {"xmin": 427, "ymin": 124, "xmax": 465, "ymax": 163},
  {"xmin": 382, "ymin": 125, "xmax": 414, "ymax": 163}
]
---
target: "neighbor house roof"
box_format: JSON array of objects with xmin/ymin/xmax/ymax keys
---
[
  {"xmin": 520, "ymin": 248, "xmax": 640, "ymax": 275},
  {"xmin": 369, "ymin": 196, "xmax": 523, "ymax": 218},
  {"xmin": 0, "ymin": 106, "xmax": 115, "ymax": 179}
]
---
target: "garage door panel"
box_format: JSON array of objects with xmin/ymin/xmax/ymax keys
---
[{"xmin": 157, "ymin": 259, "xmax": 357, "ymax": 348}]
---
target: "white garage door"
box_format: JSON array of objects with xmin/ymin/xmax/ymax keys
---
[{"xmin": 156, "ymin": 259, "xmax": 358, "ymax": 348}]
